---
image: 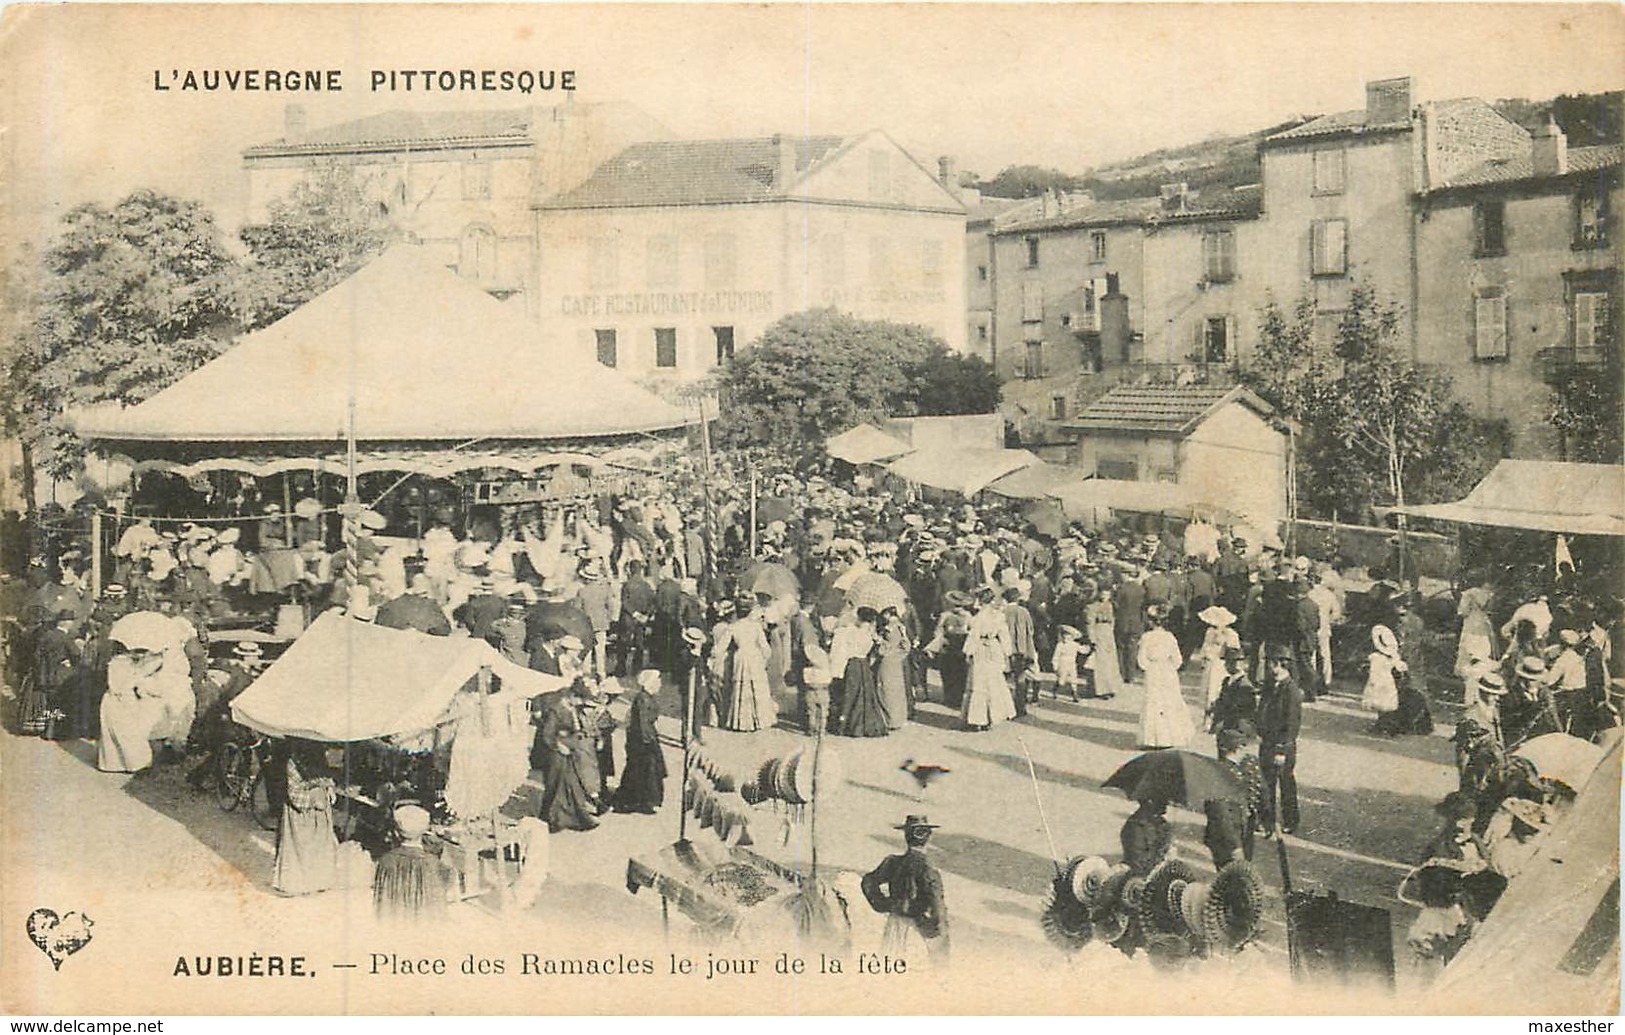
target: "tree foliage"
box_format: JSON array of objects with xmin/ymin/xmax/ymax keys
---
[
  {"xmin": 13, "ymin": 190, "xmax": 241, "ymax": 479},
  {"xmin": 1242, "ymin": 285, "xmax": 1506, "ymax": 522},
  {"xmin": 1550, "ymin": 354, "xmax": 1624, "ymax": 464},
  {"xmin": 715, "ymin": 309, "xmax": 1000, "ymax": 448},
  {"xmin": 236, "ymin": 162, "xmax": 395, "ymax": 330}
]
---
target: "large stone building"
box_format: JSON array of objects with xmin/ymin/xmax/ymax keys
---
[
  {"xmin": 1414, "ymin": 120, "xmax": 1621, "ymax": 457},
  {"xmin": 532, "ymin": 131, "xmax": 968, "ymax": 381},
  {"xmin": 242, "ymin": 101, "xmax": 670, "ymax": 301}
]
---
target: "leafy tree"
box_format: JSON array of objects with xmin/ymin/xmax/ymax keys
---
[
  {"xmin": 236, "ymin": 162, "xmax": 395, "ymax": 330},
  {"xmin": 15, "ymin": 190, "xmax": 241, "ymax": 480},
  {"xmin": 976, "ymin": 165, "xmax": 1082, "ymax": 199},
  {"xmin": 1243, "ymin": 285, "xmax": 1505, "ymax": 523},
  {"xmin": 715, "ymin": 309, "xmax": 999, "ymax": 448},
  {"xmin": 1550, "ymin": 354, "xmax": 1624, "ymax": 464},
  {"xmin": 912, "ymin": 348, "xmax": 1001, "ymax": 416}
]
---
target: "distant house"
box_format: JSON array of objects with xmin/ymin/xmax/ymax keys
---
[
  {"xmin": 533, "ymin": 131, "xmax": 968, "ymax": 380},
  {"xmin": 1414, "ymin": 119, "xmax": 1621, "ymax": 458},
  {"xmin": 242, "ymin": 102, "xmax": 671, "ymax": 301},
  {"xmin": 1061, "ymin": 383, "xmax": 1290, "ymax": 525}
]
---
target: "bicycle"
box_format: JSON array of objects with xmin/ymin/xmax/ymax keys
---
[{"xmin": 214, "ymin": 730, "xmax": 279, "ymax": 831}]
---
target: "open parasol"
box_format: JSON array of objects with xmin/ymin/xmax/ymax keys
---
[
  {"xmin": 1510, "ymin": 732, "xmax": 1606, "ymax": 792},
  {"xmin": 743, "ymin": 561, "xmax": 800, "ymax": 600},
  {"xmin": 843, "ymin": 572, "xmax": 908, "ymax": 613},
  {"xmin": 1104, "ymin": 749, "xmax": 1248, "ymax": 805},
  {"xmin": 529, "ymin": 601, "xmax": 593, "ymax": 643},
  {"xmin": 108, "ymin": 611, "xmax": 186, "ymax": 653}
]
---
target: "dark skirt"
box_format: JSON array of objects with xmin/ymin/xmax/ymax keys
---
[
  {"xmin": 939, "ymin": 635, "xmax": 968, "ymax": 708},
  {"xmin": 540, "ymin": 750, "xmax": 600, "ymax": 832},
  {"xmin": 612, "ymin": 742, "xmax": 667, "ymax": 812},
  {"xmin": 838, "ymin": 658, "xmax": 890, "ymax": 738}
]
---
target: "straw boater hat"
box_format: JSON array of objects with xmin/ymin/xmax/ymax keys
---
[
  {"xmin": 1476, "ymin": 672, "xmax": 1508, "ymax": 697},
  {"xmin": 359, "ymin": 509, "xmax": 389, "ymax": 532},
  {"xmin": 293, "ymin": 498, "xmax": 322, "ymax": 520},
  {"xmin": 393, "ymin": 804, "xmax": 431, "ymax": 838},
  {"xmin": 894, "ymin": 814, "xmax": 939, "ymax": 831},
  {"xmin": 103, "ymin": 583, "xmax": 126, "ymax": 598},
  {"xmin": 1517, "ymin": 655, "xmax": 1550, "ymax": 681},
  {"xmin": 1198, "ymin": 605, "xmax": 1237, "ymax": 628},
  {"xmin": 1371, "ymin": 625, "xmax": 1400, "ymax": 658},
  {"xmin": 232, "ymin": 641, "xmax": 265, "ymax": 662}
]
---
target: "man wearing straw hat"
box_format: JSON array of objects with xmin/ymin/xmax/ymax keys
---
[
  {"xmin": 861, "ymin": 816, "xmax": 949, "ymax": 962},
  {"xmin": 186, "ymin": 640, "xmax": 268, "ymax": 790}
]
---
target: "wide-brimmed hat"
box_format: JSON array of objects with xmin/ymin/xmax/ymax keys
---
[
  {"xmin": 358, "ymin": 509, "xmax": 389, "ymax": 532},
  {"xmin": 578, "ymin": 561, "xmax": 605, "ymax": 582},
  {"xmin": 894, "ymin": 814, "xmax": 939, "ymax": 831},
  {"xmin": 216, "ymin": 527, "xmax": 242, "ymax": 545},
  {"xmin": 1476, "ymin": 672, "xmax": 1508, "ymax": 697},
  {"xmin": 293, "ymin": 498, "xmax": 322, "ymax": 520},
  {"xmin": 1057, "ymin": 624, "xmax": 1082, "ymax": 640},
  {"xmin": 944, "ymin": 590, "xmax": 973, "ymax": 609},
  {"xmin": 1198, "ymin": 605, "xmax": 1236, "ymax": 628},
  {"xmin": 1371, "ymin": 625, "xmax": 1400, "ymax": 658},
  {"xmin": 1558, "ymin": 628, "xmax": 1581, "ymax": 646}
]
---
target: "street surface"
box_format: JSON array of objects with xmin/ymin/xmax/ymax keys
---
[{"xmin": 2, "ymin": 662, "xmax": 1462, "ymax": 1013}]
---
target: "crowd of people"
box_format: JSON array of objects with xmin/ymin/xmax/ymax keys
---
[{"xmin": 3, "ymin": 448, "xmax": 1620, "ymax": 947}]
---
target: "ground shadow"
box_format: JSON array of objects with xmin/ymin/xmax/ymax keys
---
[
  {"xmin": 1012, "ymin": 711, "xmax": 1145, "ymax": 754},
  {"xmin": 866, "ymin": 828, "xmax": 1054, "ymax": 898},
  {"xmin": 119, "ymin": 755, "xmax": 279, "ymax": 885},
  {"xmin": 981, "ymin": 895, "xmax": 1042, "ymax": 920},
  {"xmin": 946, "ymin": 743, "xmax": 1112, "ymax": 797},
  {"xmin": 847, "ymin": 778, "xmax": 921, "ymax": 803}
]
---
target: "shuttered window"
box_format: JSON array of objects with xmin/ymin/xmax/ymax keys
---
[
  {"xmin": 1021, "ymin": 281, "xmax": 1044, "ymax": 323},
  {"xmin": 1203, "ymin": 229, "xmax": 1236, "ymax": 282},
  {"xmin": 1472, "ymin": 291, "xmax": 1507, "ymax": 360},
  {"xmin": 1311, "ymin": 219, "xmax": 1348, "ymax": 276},
  {"xmin": 655, "ymin": 328, "xmax": 678, "ymax": 368}
]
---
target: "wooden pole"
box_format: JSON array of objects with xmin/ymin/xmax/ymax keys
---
[
  {"xmin": 679, "ymin": 645, "xmax": 699, "ymax": 844},
  {"xmin": 749, "ymin": 461, "xmax": 758, "ymax": 560},
  {"xmin": 90, "ymin": 509, "xmax": 103, "ymax": 600}
]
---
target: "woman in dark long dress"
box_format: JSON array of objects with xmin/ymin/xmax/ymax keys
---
[
  {"xmin": 613, "ymin": 671, "xmax": 668, "ymax": 814},
  {"xmin": 373, "ymin": 804, "xmax": 450, "ymax": 923},
  {"xmin": 534, "ymin": 685, "xmax": 600, "ymax": 832},
  {"xmin": 837, "ymin": 609, "xmax": 890, "ymax": 737}
]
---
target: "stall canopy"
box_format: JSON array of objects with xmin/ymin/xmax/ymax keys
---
[
  {"xmin": 231, "ymin": 611, "xmax": 565, "ymax": 742},
  {"xmin": 824, "ymin": 424, "xmax": 914, "ymax": 466},
  {"xmin": 74, "ymin": 247, "xmax": 689, "ymax": 445},
  {"xmin": 1383, "ymin": 460, "xmax": 1625, "ymax": 537},
  {"xmin": 1048, "ymin": 478, "xmax": 1230, "ymax": 522},
  {"xmin": 983, "ymin": 461, "xmax": 1086, "ymax": 500},
  {"xmin": 886, "ymin": 447, "xmax": 1040, "ymax": 497}
]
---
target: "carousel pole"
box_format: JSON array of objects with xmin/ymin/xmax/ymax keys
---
[
  {"xmin": 696, "ymin": 395, "xmax": 718, "ymax": 608},
  {"xmin": 340, "ymin": 342, "xmax": 362, "ymax": 613},
  {"xmin": 749, "ymin": 461, "xmax": 758, "ymax": 560},
  {"xmin": 90, "ymin": 509, "xmax": 103, "ymax": 600},
  {"xmin": 680, "ymin": 642, "xmax": 700, "ymax": 844}
]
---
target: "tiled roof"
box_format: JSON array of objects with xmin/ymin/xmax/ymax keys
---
[
  {"xmin": 1265, "ymin": 106, "xmax": 1413, "ymax": 145},
  {"xmin": 540, "ymin": 135, "xmax": 849, "ymax": 209},
  {"xmin": 1063, "ymin": 384, "xmax": 1276, "ymax": 436},
  {"xmin": 245, "ymin": 109, "xmax": 533, "ymax": 155},
  {"xmin": 995, "ymin": 192, "xmax": 1258, "ymax": 235},
  {"xmin": 1433, "ymin": 144, "xmax": 1622, "ymax": 191}
]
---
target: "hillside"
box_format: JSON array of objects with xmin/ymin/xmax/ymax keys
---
[{"xmin": 975, "ymin": 90, "xmax": 1622, "ymax": 201}]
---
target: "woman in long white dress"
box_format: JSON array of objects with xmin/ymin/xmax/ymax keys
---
[
  {"xmin": 962, "ymin": 592, "xmax": 1017, "ymax": 731},
  {"xmin": 1196, "ymin": 606, "xmax": 1242, "ymax": 709},
  {"xmin": 1137, "ymin": 606, "xmax": 1193, "ymax": 748},
  {"xmin": 1454, "ymin": 582, "xmax": 1497, "ymax": 680},
  {"xmin": 97, "ymin": 651, "xmax": 165, "ymax": 773},
  {"xmin": 718, "ymin": 603, "xmax": 777, "ymax": 732},
  {"xmin": 1085, "ymin": 590, "xmax": 1122, "ymax": 699},
  {"xmin": 1364, "ymin": 624, "xmax": 1404, "ymax": 719}
]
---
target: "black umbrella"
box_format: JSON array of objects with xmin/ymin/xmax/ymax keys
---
[
  {"xmin": 529, "ymin": 601, "xmax": 594, "ymax": 643},
  {"xmin": 1104, "ymin": 749, "xmax": 1247, "ymax": 805}
]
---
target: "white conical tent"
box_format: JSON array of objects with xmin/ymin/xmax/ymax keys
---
[{"xmin": 75, "ymin": 247, "xmax": 688, "ymax": 444}]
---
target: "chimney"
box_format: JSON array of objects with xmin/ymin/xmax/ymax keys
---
[
  {"xmin": 284, "ymin": 104, "xmax": 308, "ymax": 143},
  {"xmin": 1159, "ymin": 182, "xmax": 1189, "ymax": 213},
  {"xmin": 937, "ymin": 155, "xmax": 957, "ymax": 190},
  {"xmin": 1365, "ymin": 76, "xmax": 1412, "ymax": 125},
  {"xmin": 1532, "ymin": 115, "xmax": 1569, "ymax": 177},
  {"xmin": 772, "ymin": 133, "xmax": 797, "ymax": 190}
]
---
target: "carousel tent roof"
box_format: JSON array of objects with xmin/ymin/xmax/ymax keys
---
[
  {"xmin": 824, "ymin": 424, "xmax": 915, "ymax": 466},
  {"xmin": 886, "ymin": 447, "xmax": 1040, "ymax": 497},
  {"xmin": 1383, "ymin": 460, "xmax": 1625, "ymax": 536},
  {"xmin": 230, "ymin": 611, "xmax": 565, "ymax": 742},
  {"xmin": 74, "ymin": 248, "xmax": 689, "ymax": 444}
]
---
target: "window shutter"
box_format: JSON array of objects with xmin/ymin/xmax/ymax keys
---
[
  {"xmin": 1576, "ymin": 292, "xmax": 1603, "ymax": 349},
  {"xmin": 1022, "ymin": 281, "xmax": 1044, "ymax": 323},
  {"xmin": 1474, "ymin": 293, "xmax": 1507, "ymax": 360}
]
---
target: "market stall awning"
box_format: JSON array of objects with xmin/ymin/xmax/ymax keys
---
[
  {"xmin": 74, "ymin": 247, "xmax": 689, "ymax": 444},
  {"xmin": 1048, "ymin": 478, "xmax": 1226, "ymax": 521},
  {"xmin": 824, "ymin": 424, "xmax": 914, "ymax": 466},
  {"xmin": 1382, "ymin": 460, "xmax": 1625, "ymax": 536},
  {"xmin": 102, "ymin": 447, "xmax": 654, "ymax": 481},
  {"xmin": 885, "ymin": 447, "xmax": 1040, "ymax": 497},
  {"xmin": 982, "ymin": 461, "xmax": 1087, "ymax": 500},
  {"xmin": 231, "ymin": 611, "xmax": 565, "ymax": 742}
]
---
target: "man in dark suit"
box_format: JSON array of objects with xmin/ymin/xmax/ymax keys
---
[
  {"xmin": 1256, "ymin": 643, "xmax": 1304, "ymax": 836},
  {"xmin": 862, "ymin": 815, "xmax": 949, "ymax": 962},
  {"xmin": 617, "ymin": 560, "xmax": 657, "ymax": 676},
  {"xmin": 1114, "ymin": 570, "xmax": 1147, "ymax": 683}
]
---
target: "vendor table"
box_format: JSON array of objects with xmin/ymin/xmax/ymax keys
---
[{"xmin": 626, "ymin": 840, "xmax": 812, "ymax": 941}]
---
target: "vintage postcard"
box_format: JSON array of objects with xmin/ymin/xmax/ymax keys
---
[{"xmin": 1, "ymin": 2, "xmax": 1621, "ymax": 1017}]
